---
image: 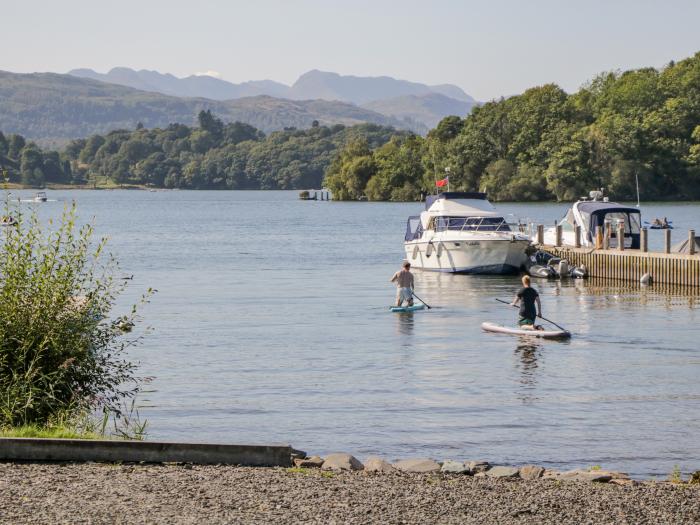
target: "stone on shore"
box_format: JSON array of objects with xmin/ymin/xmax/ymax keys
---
[
  {"xmin": 519, "ymin": 465, "xmax": 545, "ymax": 480},
  {"xmin": 542, "ymin": 469, "xmax": 561, "ymax": 479},
  {"xmin": 363, "ymin": 457, "xmax": 394, "ymax": 473},
  {"xmin": 321, "ymin": 453, "xmax": 363, "ymax": 471},
  {"xmin": 440, "ymin": 460, "xmax": 470, "ymax": 474},
  {"xmin": 486, "ymin": 466, "xmax": 520, "ymax": 479},
  {"xmin": 393, "ymin": 458, "xmax": 441, "ymax": 473},
  {"xmin": 559, "ymin": 469, "xmax": 612, "ymax": 483},
  {"xmin": 467, "ymin": 461, "xmax": 491, "ymax": 473},
  {"xmin": 293, "ymin": 456, "xmax": 324, "ymax": 468}
]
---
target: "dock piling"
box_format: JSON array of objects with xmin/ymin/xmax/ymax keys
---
[
  {"xmin": 641, "ymin": 228, "xmax": 648, "ymax": 253},
  {"xmin": 617, "ymin": 224, "xmax": 625, "ymax": 251},
  {"xmin": 664, "ymin": 229, "xmax": 672, "ymax": 254},
  {"xmin": 536, "ymin": 224, "xmax": 544, "ymax": 245},
  {"xmin": 690, "ymin": 230, "xmax": 696, "ymax": 255},
  {"xmin": 574, "ymin": 225, "xmax": 581, "ymax": 248},
  {"xmin": 555, "ymin": 224, "xmax": 562, "ymax": 247}
]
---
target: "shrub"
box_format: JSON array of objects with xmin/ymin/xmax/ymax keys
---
[{"xmin": 0, "ymin": 196, "xmax": 151, "ymax": 428}]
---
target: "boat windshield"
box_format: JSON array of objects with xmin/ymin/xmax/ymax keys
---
[
  {"xmin": 603, "ymin": 212, "xmax": 642, "ymax": 233},
  {"xmin": 405, "ymin": 216, "xmax": 423, "ymax": 241},
  {"xmin": 433, "ymin": 216, "xmax": 511, "ymax": 232}
]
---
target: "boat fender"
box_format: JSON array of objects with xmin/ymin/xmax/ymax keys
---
[
  {"xmin": 412, "ymin": 244, "xmax": 419, "ymax": 260},
  {"xmin": 437, "ymin": 242, "xmax": 444, "ymax": 257},
  {"xmin": 426, "ymin": 242, "xmax": 434, "ymax": 257},
  {"xmin": 640, "ymin": 272, "xmax": 653, "ymax": 285},
  {"xmin": 558, "ymin": 259, "xmax": 569, "ymax": 277}
]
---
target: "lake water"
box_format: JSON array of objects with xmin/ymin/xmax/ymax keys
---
[{"xmin": 15, "ymin": 190, "xmax": 700, "ymax": 478}]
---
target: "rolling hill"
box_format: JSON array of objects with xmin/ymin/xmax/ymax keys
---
[
  {"xmin": 362, "ymin": 93, "xmax": 477, "ymax": 129},
  {"xmin": 0, "ymin": 71, "xmax": 414, "ymax": 145}
]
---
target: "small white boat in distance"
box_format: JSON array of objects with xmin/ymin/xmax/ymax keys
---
[
  {"xmin": 33, "ymin": 191, "xmax": 48, "ymax": 202},
  {"xmin": 539, "ymin": 191, "xmax": 642, "ymax": 249},
  {"xmin": 404, "ymin": 192, "xmax": 530, "ymax": 274}
]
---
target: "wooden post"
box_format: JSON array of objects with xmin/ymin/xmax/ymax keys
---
[
  {"xmin": 595, "ymin": 226, "xmax": 602, "ymax": 250},
  {"xmin": 555, "ymin": 224, "xmax": 563, "ymax": 247},
  {"xmin": 641, "ymin": 227, "xmax": 648, "ymax": 253},
  {"xmin": 603, "ymin": 224, "xmax": 610, "ymax": 250},
  {"xmin": 617, "ymin": 223, "xmax": 625, "ymax": 251},
  {"xmin": 664, "ymin": 229, "xmax": 671, "ymax": 254},
  {"xmin": 574, "ymin": 225, "xmax": 581, "ymax": 248},
  {"xmin": 536, "ymin": 224, "xmax": 544, "ymax": 245},
  {"xmin": 689, "ymin": 230, "xmax": 696, "ymax": 255}
]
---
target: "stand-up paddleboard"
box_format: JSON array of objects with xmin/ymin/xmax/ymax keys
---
[
  {"xmin": 481, "ymin": 322, "xmax": 571, "ymax": 339},
  {"xmin": 390, "ymin": 304, "xmax": 426, "ymax": 313}
]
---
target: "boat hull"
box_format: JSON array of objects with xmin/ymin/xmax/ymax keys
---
[{"xmin": 404, "ymin": 238, "xmax": 530, "ymax": 275}]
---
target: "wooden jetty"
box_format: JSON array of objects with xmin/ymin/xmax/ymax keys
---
[{"xmin": 535, "ymin": 225, "xmax": 700, "ymax": 287}]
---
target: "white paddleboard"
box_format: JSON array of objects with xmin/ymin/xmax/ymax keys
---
[{"xmin": 481, "ymin": 322, "xmax": 571, "ymax": 339}]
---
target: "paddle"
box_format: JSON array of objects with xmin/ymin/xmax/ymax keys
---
[
  {"xmin": 411, "ymin": 291, "xmax": 432, "ymax": 309},
  {"xmin": 495, "ymin": 298, "xmax": 568, "ymax": 332}
]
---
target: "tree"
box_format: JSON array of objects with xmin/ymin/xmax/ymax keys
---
[{"xmin": 20, "ymin": 144, "xmax": 45, "ymax": 186}]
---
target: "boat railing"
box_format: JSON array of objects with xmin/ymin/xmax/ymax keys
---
[{"xmin": 432, "ymin": 216, "xmax": 513, "ymax": 233}]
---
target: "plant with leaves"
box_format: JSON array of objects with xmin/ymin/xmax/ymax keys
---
[{"xmin": 0, "ymin": 197, "xmax": 152, "ymax": 428}]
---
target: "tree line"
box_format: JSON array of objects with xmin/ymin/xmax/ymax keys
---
[
  {"xmin": 325, "ymin": 51, "xmax": 700, "ymax": 201},
  {"xmin": 0, "ymin": 112, "xmax": 401, "ymax": 189}
]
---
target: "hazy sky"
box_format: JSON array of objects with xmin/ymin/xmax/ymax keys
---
[{"xmin": 4, "ymin": 0, "xmax": 700, "ymax": 100}]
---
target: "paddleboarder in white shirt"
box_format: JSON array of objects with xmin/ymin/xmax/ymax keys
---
[{"xmin": 391, "ymin": 261, "xmax": 415, "ymax": 307}]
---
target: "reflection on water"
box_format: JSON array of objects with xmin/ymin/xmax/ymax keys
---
[
  {"xmin": 514, "ymin": 338, "xmax": 541, "ymax": 404},
  {"xmin": 15, "ymin": 189, "xmax": 700, "ymax": 478},
  {"xmin": 394, "ymin": 312, "xmax": 415, "ymax": 337}
]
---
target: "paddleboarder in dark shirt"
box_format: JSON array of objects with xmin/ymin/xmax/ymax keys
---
[{"xmin": 511, "ymin": 275, "xmax": 542, "ymax": 330}]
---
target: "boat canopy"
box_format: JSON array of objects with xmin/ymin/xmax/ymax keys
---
[{"xmin": 576, "ymin": 201, "xmax": 642, "ymax": 248}]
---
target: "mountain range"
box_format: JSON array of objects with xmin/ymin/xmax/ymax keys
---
[
  {"xmin": 68, "ymin": 68, "xmax": 477, "ymax": 130},
  {"xmin": 69, "ymin": 67, "xmax": 475, "ymax": 104},
  {"xmin": 0, "ymin": 68, "xmax": 477, "ymax": 145}
]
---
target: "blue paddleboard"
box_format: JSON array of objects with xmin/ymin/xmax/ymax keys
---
[{"xmin": 390, "ymin": 304, "xmax": 426, "ymax": 313}]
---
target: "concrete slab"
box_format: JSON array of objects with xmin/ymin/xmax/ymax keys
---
[{"xmin": 0, "ymin": 438, "xmax": 294, "ymax": 466}]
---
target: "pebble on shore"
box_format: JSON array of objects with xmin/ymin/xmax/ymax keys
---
[{"xmin": 1, "ymin": 462, "xmax": 698, "ymax": 525}]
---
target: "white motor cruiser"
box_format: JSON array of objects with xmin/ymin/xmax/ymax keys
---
[
  {"xmin": 540, "ymin": 191, "xmax": 642, "ymax": 249},
  {"xmin": 404, "ymin": 192, "xmax": 530, "ymax": 274}
]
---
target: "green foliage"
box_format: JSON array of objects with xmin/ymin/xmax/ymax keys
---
[
  {"xmin": 669, "ymin": 465, "xmax": 683, "ymax": 483},
  {"xmin": 0, "ymin": 424, "xmax": 103, "ymax": 439},
  {"xmin": 326, "ymin": 51, "xmax": 700, "ymax": 201},
  {"xmin": 0, "ymin": 121, "xmax": 399, "ymax": 190},
  {"xmin": 0, "ymin": 199, "xmax": 151, "ymax": 427}
]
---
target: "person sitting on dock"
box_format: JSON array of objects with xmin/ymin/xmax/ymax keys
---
[
  {"xmin": 390, "ymin": 261, "xmax": 415, "ymax": 307},
  {"xmin": 511, "ymin": 275, "xmax": 542, "ymax": 330}
]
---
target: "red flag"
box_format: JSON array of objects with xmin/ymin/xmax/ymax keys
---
[{"xmin": 435, "ymin": 176, "xmax": 449, "ymax": 188}]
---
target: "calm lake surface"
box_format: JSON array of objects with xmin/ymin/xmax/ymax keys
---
[{"xmin": 17, "ymin": 190, "xmax": 700, "ymax": 477}]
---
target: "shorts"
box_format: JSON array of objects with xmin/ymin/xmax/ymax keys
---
[
  {"xmin": 518, "ymin": 317, "xmax": 536, "ymax": 326},
  {"xmin": 396, "ymin": 287, "xmax": 413, "ymax": 303}
]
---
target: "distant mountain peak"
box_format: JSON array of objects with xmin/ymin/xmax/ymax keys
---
[{"xmin": 66, "ymin": 66, "xmax": 476, "ymax": 130}]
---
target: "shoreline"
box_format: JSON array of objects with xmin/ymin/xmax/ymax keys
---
[
  {"xmin": 1, "ymin": 462, "xmax": 698, "ymax": 524},
  {"xmin": 2, "ymin": 184, "xmax": 700, "ymax": 203}
]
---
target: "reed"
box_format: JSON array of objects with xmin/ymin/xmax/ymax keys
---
[{"xmin": 0, "ymin": 191, "xmax": 153, "ymax": 432}]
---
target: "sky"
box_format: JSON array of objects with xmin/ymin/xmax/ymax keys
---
[{"xmin": 3, "ymin": 0, "xmax": 700, "ymax": 100}]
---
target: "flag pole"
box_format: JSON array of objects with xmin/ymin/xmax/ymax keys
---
[{"xmin": 445, "ymin": 167, "xmax": 451, "ymax": 192}]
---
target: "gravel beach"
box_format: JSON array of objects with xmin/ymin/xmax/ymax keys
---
[{"xmin": 1, "ymin": 463, "xmax": 699, "ymax": 524}]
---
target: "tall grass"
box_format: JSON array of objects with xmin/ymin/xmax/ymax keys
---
[{"xmin": 0, "ymin": 190, "xmax": 152, "ymax": 432}]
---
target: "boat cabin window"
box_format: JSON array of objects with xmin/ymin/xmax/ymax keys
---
[
  {"xmin": 405, "ymin": 216, "xmax": 423, "ymax": 241},
  {"xmin": 430, "ymin": 216, "xmax": 511, "ymax": 232}
]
